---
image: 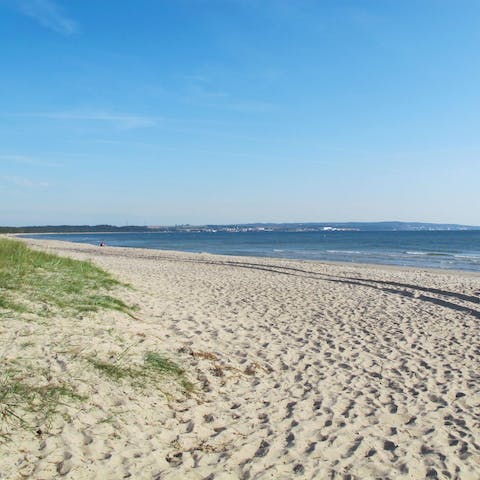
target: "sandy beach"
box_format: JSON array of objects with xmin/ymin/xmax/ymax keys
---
[{"xmin": 2, "ymin": 237, "xmax": 480, "ymax": 479}]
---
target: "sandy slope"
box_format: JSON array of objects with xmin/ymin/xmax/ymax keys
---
[{"xmin": 1, "ymin": 238, "xmax": 480, "ymax": 479}]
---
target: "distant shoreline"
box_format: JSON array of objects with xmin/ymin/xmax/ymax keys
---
[{"xmin": 2, "ymin": 220, "xmax": 479, "ymax": 235}]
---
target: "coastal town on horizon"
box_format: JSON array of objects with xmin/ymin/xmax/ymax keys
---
[{"xmin": 2, "ymin": 220, "xmax": 480, "ymax": 234}]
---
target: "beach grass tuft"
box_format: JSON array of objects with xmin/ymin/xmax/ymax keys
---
[
  {"xmin": 88, "ymin": 351, "xmax": 194, "ymax": 393},
  {"xmin": 87, "ymin": 358, "xmax": 138, "ymax": 381},
  {"xmin": 145, "ymin": 352, "xmax": 194, "ymax": 392},
  {"xmin": 0, "ymin": 366, "xmax": 86, "ymax": 438},
  {"xmin": 144, "ymin": 351, "xmax": 185, "ymax": 376}
]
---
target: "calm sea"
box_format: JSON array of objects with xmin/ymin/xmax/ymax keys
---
[{"xmin": 22, "ymin": 230, "xmax": 480, "ymax": 272}]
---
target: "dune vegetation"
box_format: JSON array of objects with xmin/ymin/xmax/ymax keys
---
[{"xmin": 0, "ymin": 238, "xmax": 191, "ymax": 439}]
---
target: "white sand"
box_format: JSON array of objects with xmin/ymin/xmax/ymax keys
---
[{"xmin": 1, "ymin": 238, "xmax": 480, "ymax": 479}]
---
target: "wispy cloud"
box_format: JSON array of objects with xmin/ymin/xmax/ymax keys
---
[
  {"xmin": 0, "ymin": 154, "xmax": 62, "ymax": 168},
  {"xmin": 15, "ymin": 0, "xmax": 77, "ymax": 34},
  {"xmin": 2, "ymin": 175, "xmax": 50, "ymax": 188},
  {"xmin": 181, "ymin": 80, "xmax": 276, "ymax": 114},
  {"xmin": 17, "ymin": 111, "xmax": 157, "ymax": 130}
]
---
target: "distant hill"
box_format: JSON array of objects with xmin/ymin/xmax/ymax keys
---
[{"xmin": 1, "ymin": 221, "xmax": 479, "ymax": 234}]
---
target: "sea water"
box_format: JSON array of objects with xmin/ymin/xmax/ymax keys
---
[{"xmin": 22, "ymin": 230, "xmax": 480, "ymax": 272}]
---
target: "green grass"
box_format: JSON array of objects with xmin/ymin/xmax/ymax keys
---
[
  {"xmin": 144, "ymin": 351, "xmax": 186, "ymax": 376},
  {"xmin": 145, "ymin": 351, "xmax": 194, "ymax": 393},
  {"xmin": 87, "ymin": 358, "xmax": 139, "ymax": 381},
  {"xmin": 0, "ymin": 295, "xmax": 27, "ymax": 313},
  {"xmin": 0, "ymin": 238, "xmax": 136, "ymax": 437},
  {"xmin": 0, "ymin": 367, "xmax": 85, "ymax": 437},
  {"xmin": 0, "ymin": 238, "xmax": 134, "ymax": 318},
  {"xmin": 0, "ymin": 239, "xmax": 193, "ymax": 440},
  {"xmin": 88, "ymin": 351, "xmax": 194, "ymax": 393}
]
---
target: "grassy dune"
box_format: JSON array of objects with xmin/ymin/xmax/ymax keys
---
[
  {"xmin": 0, "ymin": 239, "xmax": 191, "ymax": 439},
  {"xmin": 0, "ymin": 238, "xmax": 131, "ymax": 318}
]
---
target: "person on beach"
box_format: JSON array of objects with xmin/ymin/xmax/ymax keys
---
[{"xmin": 100, "ymin": 241, "xmax": 106, "ymax": 247}]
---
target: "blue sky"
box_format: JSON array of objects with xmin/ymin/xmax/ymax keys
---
[{"xmin": 1, "ymin": 0, "xmax": 479, "ymax": 226}]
